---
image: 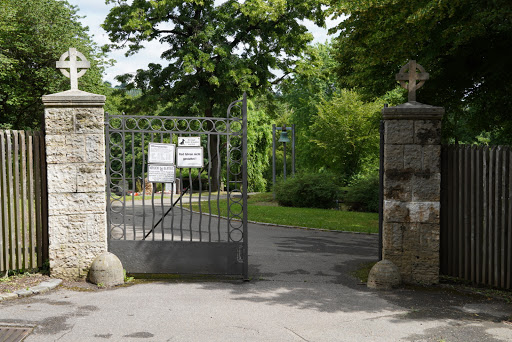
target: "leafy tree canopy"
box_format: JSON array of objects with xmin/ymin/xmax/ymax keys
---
[
  {"xmin": 0, "ymin": 0, "xmax": 110, "ymax": 130},
  {"xmin": 102, "ymin": 0, "xmax": 328, "ymax": 117},
  {"xmin": 331, "ymin": 0, "xmax": 512, "ymax": 144}
]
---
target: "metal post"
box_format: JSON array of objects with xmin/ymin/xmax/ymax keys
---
[
  {"xmin": 291, "ymin": 124, "xmax": 295, "ymax": 176},
  {"xmin": 283, "ymin": 141, "xmax": 287, "ymax": 181},
  {"xmin": 272, "ymin": 124, "xmax": 276, "ymax": 198}
]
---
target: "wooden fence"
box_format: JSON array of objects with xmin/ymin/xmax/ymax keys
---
[
  {"xmin": 0, "ymin": 130, "xmax": 48, "ymax": 272},
  {"xmin": 441, "ymin": 145, "xmax": 511, "ymax": 289}
]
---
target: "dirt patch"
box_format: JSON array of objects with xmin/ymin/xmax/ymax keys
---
[{"xmin": 0, "ymin": 273, "xmax": 52, "ymax": 293}]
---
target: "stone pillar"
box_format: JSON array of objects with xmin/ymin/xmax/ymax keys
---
[
  {"xmin": 42, "ymin": 89, "xmax": 107, "ymax": 279},
  {"xmin": 382, "ymin": 102, "xmax": 444, "ymax": 284}
]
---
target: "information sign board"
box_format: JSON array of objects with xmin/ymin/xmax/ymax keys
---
[
  {"xmin": 148, "ymin": 165, "xmax": 176, "ymax": 183},
  {"xmin": 178, "ymin": 136, "xmax": 201, "ymax": 147},
  {"xmin": 176, "ymin": 147, "xmax": 204, "ymax": 168},
  {"xmin": 148, "ymin": 143, "xmax": 175, "ymax": 164}
]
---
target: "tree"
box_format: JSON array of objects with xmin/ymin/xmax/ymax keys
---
[
  {"xmin": 103, "ymin": 0, "xmax": 327, "ymax": 189},
  {"xmin": 331, "ymin": 0, "xmax": 512, "ymax": 144},
  {"xmin": 0, "ymin": 0, "xmax": 110, "ymax": 130},
  {"xmin": 310, "ymin": 89, "xmax": 383, "ymax": 182}
]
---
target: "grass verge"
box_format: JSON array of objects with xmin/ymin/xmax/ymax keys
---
[{"xmin": 190, "ymin": 192, "xmax": 379, "ymax": 233}]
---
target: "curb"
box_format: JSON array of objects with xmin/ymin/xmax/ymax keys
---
[{"xmin": 0, "ymin": 279, "xmax": 62, "ymax": 302}]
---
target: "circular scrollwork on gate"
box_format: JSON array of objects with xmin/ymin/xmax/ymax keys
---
[
  {"xmin": 189, "ymin": 119, "xmax": 201, "ymax": 133},
  {"xmin": 125, "ymin": 118, "xmax": 137, "ymax": 130},
  {"xmin": 202, "ymin": 119, "xmax": 214, "ymax": 132},
  {"xmin": 150, "ymin": 118, "xmax": 164, "ymax": 131},
  {"xmin": 164, "ymin": 118, "xmax": 177, "ymax": 131},
  {"xmin": 108, "ymin": 117, "xmax": 122, "ymax": 130},
  {"xmin": 229, "ymin": 119, "xmax": 242, "ymax": 134},
  {"xmin": 137, "ymin": 118, "xmax": 151, "ymax": 130},
  {"xmin": 229, "ymin": 228, "xmax": 243, "ymax": 242},
  {"xmin": 215, "ymin": 120, "xmax": 227, "ymax": 133},
  {"xmin": 110, "ymin": 226, "xmax": 124, "ymax": 240}
]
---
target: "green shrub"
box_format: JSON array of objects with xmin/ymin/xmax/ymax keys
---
[
  {"xmin": 274, "ymin": 173, "xmax": 339, "ymax": 209},
  {"xmin": 342, "ymin": 171, "xmax": 380, "ymax": 212}
]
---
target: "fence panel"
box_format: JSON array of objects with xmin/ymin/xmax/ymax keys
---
[
  {"xmin": 0, "ymin": 130, "xmax": 47, "ymax": 272},
  {"xmin": 441, "ymin": 144, "xmax": 512, "ymax": 289}
]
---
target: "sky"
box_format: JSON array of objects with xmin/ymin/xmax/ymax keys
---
[{"xmin": 66, "ymin": 0, "xmax": 342, "ymax": 86}]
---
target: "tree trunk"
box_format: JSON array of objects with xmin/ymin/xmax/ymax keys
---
[{"xmin": 205, "ymin": 103, "xmax": 221, "ymax": 192}]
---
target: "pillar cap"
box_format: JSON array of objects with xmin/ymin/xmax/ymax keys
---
[
  {"xmin": 42, "ymin": 89, "xmax": 105, "ymax": 106},
  {"xmin": 382, "ymin": 101, "xmax": 444, "ymax": 120}
]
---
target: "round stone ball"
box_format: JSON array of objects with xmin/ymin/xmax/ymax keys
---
[
  {"xmin": 367, "ymin": 259, "xmax": 401, "ymax": 290},
  {"xmin": 88, "ymin": 252, "xmax": 124, "ymax": 286}
]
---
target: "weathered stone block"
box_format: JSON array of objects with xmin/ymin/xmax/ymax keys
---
[
  {"xmin": 422, "ymin": 145, "xmax": 441, "ymax": 172},
  {"xmin": 385, "ymin": 120, "xmax": 414, "ymax": 144},
  {"xmin": 382, "ymin": 222, "xmax": 404, "ymax": 250},
  {"xmin": 414, "ymin": 120, "xmax": 441, "ymax": 145},
  {"xmin": 384, "ymin": 144, "xmax": 404, "ymax": 169},
  {"xmin": 46, "ymin": 135, "xmax": 85, "ymax": 163},
  {"xmin": 407, "ymin": 202, "xmax": 440, "ymax": 223},
  {"xmin": 48, "ymin": 215, "xmax": 69, "ymax": 247},
  {"xmin": 412, "ymin": 173, "xmax": 440, "ymax": 201},
  {"xmin": 46, "ymin": 164, "xmax": 77, "ymax": 193},
  {"xmin": 404, "ymin": 145, "xmax": 422, "ymax": 170},
  {"xmin": 45, "ymin": 108, "xmax": 75, "ymax": 134},
  {"xmin": 384, "ymin": 173, "xmax": 412, "ymax": 201},
  {"xmin": 75, "ymin": 108, "xmax": 104, "ymax": 134},
  {"xmin": 48, "ymin": 192, "xmax": 105, "ymax": 215},
  {"xmin": 85, "ymin": 134, "xmax": 105, "ymax": 163},
  {"xmin": 383, "ymin": 201, "xmax": 409, "ymax": 223},
  {"xmin": 77, "ymin": 164, "xmax": 106, "ymax": 192}
]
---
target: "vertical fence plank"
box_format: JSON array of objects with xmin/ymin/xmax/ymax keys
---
[
  {"xmin": 482, "ymin": 146, "xmax": 488, "ymax": 284},
  {"xmin": 450, "ymin": 145, "xmax": 457, "ymax": 276},
  {"xmin": 500, "ymin": 147, "xmax": 508, "ymax": 289},
  {"xmin": 19, "ymin": 131, "xmax": 28, "ymax": 269},
  {"xmin": 26, "ymin": 132, "xmax": 36, "ymax": 269},
  {"xmin": 6, "ymin": 131, "xmax": 15, "ymax": 271},
  {"xmin": 463, "ymin": 146, "xmax": 470, "ymax": 279},
  {"xmin": 493, "ymin": 146, "xmax": 500, "ymax": 287},
  {"xmin": 0, "ymin": 132, "xmax": 7, "ymax": 272},
  {"xmin": 13, "ymin": 131, "xmax": 22, "ymax": 269},
  {"xmin": 475, "ymin": 146, "xmax": 483, "ymax": 284},
  {"xmin": 508, "ymin": 147, "xmax": 512, "ymax": 289},
  {"xmin": 440, "ymin": 146, "xmax": 448, "ymax": 275},
  {"xmin": 469, "ymin": 146, "xmax": 476, "ymax": 283}
]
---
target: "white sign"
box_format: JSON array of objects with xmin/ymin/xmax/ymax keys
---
[
  {"xmin": 148, "ymin": 143, "xmax": 175, "ymax": 164},
  {"xmin": 178, "ymin": 136, "xmax": 201, "ymax": 147},
  {"xmin": 176, "ymin": 147, "xmax": 204, "ymax": 168},
  {"xmin": 148, "ymin": 165, "xmax": 176, "ymax": 183}
]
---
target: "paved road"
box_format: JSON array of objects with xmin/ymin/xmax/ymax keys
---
[{"xmin": 1, "ymin": 223, "xmax": 511, "ymax": 341}]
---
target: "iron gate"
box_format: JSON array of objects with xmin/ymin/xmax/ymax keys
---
[{"xmin": 105, "ymin": 95, "xmax": 248, "ymax": 278}]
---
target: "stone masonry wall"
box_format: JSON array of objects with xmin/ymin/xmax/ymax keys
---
[
  {"xmin": 43, "ymin": 90, "xmax": 107, "ymax": 279},
  {"xmin": 382, "ymin": 103, "xmax": 444, "ymax": 284}
]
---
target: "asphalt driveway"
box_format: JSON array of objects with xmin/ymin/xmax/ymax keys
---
[{"xmin": 0, "ymin": 223, "xmax": 511, "ymax": 341}]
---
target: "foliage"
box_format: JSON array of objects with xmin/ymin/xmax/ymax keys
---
[
  {"xmin": 331, "ymin": 0, "xmax": 512, "ymax": 144},
  {"xmin": 0, "ymin": 0, "xmax": 111, "ymax": 130},
  {"xmin": 342, "ymin": 171, "xmax": 380, "ymax": 213},
  {"xmin": 246, "ymin": 100, "xmax": 273, "ymax": 192},
  {"xmin": 277, "ymin": 43, "xmax": 338, "ymax": 173},
  {"xmin": 102, "ymin": 0, "xmax": 328, "ymax": 118},
  {"xmin": 310, "ymin": 89, "xmax": 383, "ymax": 182},
  {"xmin": 274, "ymin": 172, "xmax": 339, "ymax": 209}
]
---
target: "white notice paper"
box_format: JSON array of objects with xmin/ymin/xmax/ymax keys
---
[
  {"xmin": 176, "ymin": 147, "xmax": 204, "ymax": 168},
  {"xmin": 148, "ymin": 165, "xmax": 176, "ymax": 183},
  {"xmin": 148, "ymin": 143, "xmax": 175, "ymax": 164}
]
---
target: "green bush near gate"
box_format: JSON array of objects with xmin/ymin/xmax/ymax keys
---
[
  {"xmin": 274, "ymin": 172, "xmax": 339, "ymax": 209},
  {"xmin": 341, "ymin": 171, "xmax": 380, "ymax": 213}
]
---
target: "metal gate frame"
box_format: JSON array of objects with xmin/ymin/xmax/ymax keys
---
[{"xmin": 105, "ymin": 94, "xmax": 248, "ymax": 278}]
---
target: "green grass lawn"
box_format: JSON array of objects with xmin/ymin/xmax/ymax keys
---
[{"xmin": 190, "ymin": 192, "xmax": 379, "ymax": 234}]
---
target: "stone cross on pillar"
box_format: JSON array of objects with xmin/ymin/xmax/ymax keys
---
[
  {"xmin": 395, "ymin": 60, "xmax": 429, "ymax": 102},
  {"xmin": 56, "ymin": 48, "xmax": 90, "ymax": 90}
]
